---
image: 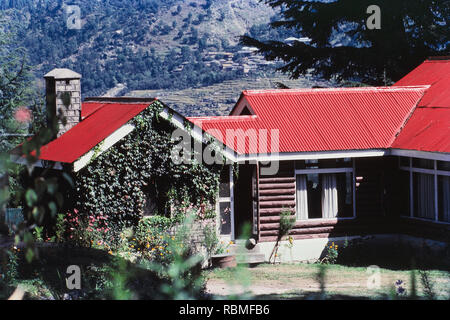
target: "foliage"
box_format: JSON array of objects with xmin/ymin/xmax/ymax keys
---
[
  {"xmin": 0, "ymin": 1, "xmax": 274, "ymax": 98},
  {"xmin": 201, "ymin": 221, "xmax": 218, "ymax": 263},
  {"xmin": 419, "ymin": 270, "xmax": 436, "ymax": 300},
  {"xmin": 32, "ymin": 226, "xmax": 44, "ymax": 242},
  {"xmin": 75, "ymin": 100, "xmax": 223, "ymax": 229},
  {"xmin": 54, "ymin": 213, "xmax": 65, "ymax": 243},
  {"xmin": 0, "ymin": 19, "xmax": 34, "ymax": 153},
  {"xmin": 143, "ymin": 214, "xmax": 207, "ymax": 299},
  {"xmin": 60, "ymin": 208, "xmax": 125, "ymax": 253},
  {"xmin": 241, "ymin": 0, "xmax": 449, "ymax": 85},
  {"xmin": 214, "ymin": 239, "xmax": 235, "ymax": 256},
  {"xmin": 4, "ymin": 248, "xmax": 19, "ymax": 285},
  {"xmin": 130, "ymin": 216, "xmax": 178, "ymax": 265},
  {"xmin": 319, "ymin": 242, "xmax": 339, "ymax": 265},
  {"xmin": 0, "ymin": 16, "xmax": 47, "ymax": 209},
  {"xmin": 269, "ymin": 209, "xmax": 295, "ymax": 264},
  {"xmin": 278, "ymin": 210, "xmax": 296, "ymax": 238},
  {"xmin": 0, "ymin": 20, "xmax": 73, "ymax": 262}
]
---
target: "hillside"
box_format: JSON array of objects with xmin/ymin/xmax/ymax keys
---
[
  {"xmin": 130, "ymin": 73, "xmax": 334, "ymax": 116},
  {"xmin": 1, "ymin": 0, "xmax": 330, "ymax": 115}
]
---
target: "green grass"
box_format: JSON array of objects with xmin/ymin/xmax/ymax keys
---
[{"xmin": 205, "ymin": 263, "xmax": 450, "ymax": 300}]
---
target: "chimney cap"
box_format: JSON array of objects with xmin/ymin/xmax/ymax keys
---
[{"xmin": 44, "ymin": 68, "xmax": 81, "ymax": 79}]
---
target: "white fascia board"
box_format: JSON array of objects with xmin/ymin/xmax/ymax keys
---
[
  {"xmin": 390, "ymin": 148, "xmax": 450, "ymax": 161},
  {"xmin": 73, "ymin": 124, "xmax": 135, "ymax": 172},
  {"xmin": 238, "ymin": 149, "xmax": 388, "ymax": 162}
]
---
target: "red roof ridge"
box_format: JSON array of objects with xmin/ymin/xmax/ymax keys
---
[{"xmin": 242, "ymin": 85, "xmax": 429, "ymax": 96}]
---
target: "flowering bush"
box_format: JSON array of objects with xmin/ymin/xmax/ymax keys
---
[
  {"xmin": 214, "ymin": 240, "xmax": 234, "ymax": 255},
  {"xmin": 62, "ymin": 209, "xmax": 113, "ymax": 248},
  {"xmin": 320, "ymin": 242, "xmax": 339, "ymax": 264},
  {"xmin": 128, "ymin": 216, "xmax": 178, "ymax": 265}
]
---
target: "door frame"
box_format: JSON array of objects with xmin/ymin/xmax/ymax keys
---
[{"xmin": 217, "ymin": 165, "xmax": 235, "ymax": 241}]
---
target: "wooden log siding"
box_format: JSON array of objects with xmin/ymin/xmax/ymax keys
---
[
  {"xmin": 259, "ymin": 217, "xmax": 399, "ymax": 242},
  {"xmin": 258, "ymin": 161, "xmax": 296, "ymax": 241},
  {"xmin": 258, "ymin": 160, "xmax": 391, "ymax": 242},
  {"xmin": 257, "ymin": 158, "xmax": 450, "ymax": 243}
]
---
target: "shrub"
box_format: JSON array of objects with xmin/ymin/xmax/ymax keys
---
[
  {"xmin": 320, "ymin": 242, "xmax": 339, "ymax": 265},
  {"xmin": 279, "ymin": 210, "xmax": 296, "ymax": 238},
  {"xmin": 269, "ymin": 209, "xmax": 295, "ymax": 263},
  {"xmin": 130, "ymin": 217, "xmax": 176, "ymax": 265},
  {"xmin": 202, "ymin": 222, "xmax": 219, "ymax": 264}
]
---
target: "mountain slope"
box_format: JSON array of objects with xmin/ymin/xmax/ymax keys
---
[{"xmin": 2, "ymin": 0, "xmax": 291, "ymax": 96}]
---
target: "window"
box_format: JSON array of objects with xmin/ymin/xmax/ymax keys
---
[
  {"xmin": 413, "ymin": 172, "xmax": 435, "ymax": 220},
  {"xmin": 399, "ymin": 157, "xmax": 450, "ymax": 223},
  {"xmin": 296, "ymin": 163, "xmax": 354, "ymax": 220},
  {"xmin": 413, "ymin": 158, "xmax": 434, "ymax": 169},
  {"xmin": 438, "ymin": 161, "xmax": 450, "ymax": 171}
]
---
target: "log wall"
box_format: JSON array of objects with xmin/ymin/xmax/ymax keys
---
[
  {"xmin": 258, "ymin": 161, "xmax": 296, "ymax": 241},
  {"xmin": 256, "ymin": 158, "xmax": 450, "ymax": 243}
]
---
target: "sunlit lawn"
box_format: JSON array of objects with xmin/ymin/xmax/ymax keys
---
[{"xmin": 204, "ymin": 263, "xmax": 450, "ymax": 300}]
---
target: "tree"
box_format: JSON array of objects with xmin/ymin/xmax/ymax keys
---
[
  {"xmin": 241, "ymin": 0, "xmax": 449, "ymax": 85},
  {"xmin": 0, "ymin": 22, "xmax": 35, "ymax": 153},
  {"xmin": 0, "ymin": 18, "xmax": 63, "ymax": 235}
]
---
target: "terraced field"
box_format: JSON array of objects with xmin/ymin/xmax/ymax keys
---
[{"xmin": 129, "ymin": 73, "xmax": 334, "ymax": 116}]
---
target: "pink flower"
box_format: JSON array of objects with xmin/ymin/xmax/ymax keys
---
[{"xmin": 14, "ymin": 107, "xmax": 32, "ymax": 123}]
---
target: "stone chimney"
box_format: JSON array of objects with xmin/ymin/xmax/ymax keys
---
[{"xmin": 44, "ymin": 68, "xmax": 82, "ymax": 137}]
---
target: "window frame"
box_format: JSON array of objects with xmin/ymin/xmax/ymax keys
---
[
  {"xmin": 399, "ymin": 157, "xmax": 450, "ymax": 224},
  {"xmin": 217, "ymin": 165, "xmax": 235, "ymax": 239},
  {"xmin": 294, "ymin": 159, "xmax": 356, "ymax": 221}
]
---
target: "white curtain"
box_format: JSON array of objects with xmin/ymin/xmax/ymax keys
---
[
  {"xmin": 322, "ymin": 174, "xmax": 338, "ymax": 218},
  {"xmin": 441, "ymin": 176, "xmax": 450, "ymax": 222},
  {"xmin": 416, "ymin": 173, "xmax": 435, "ymax": 220},
  {"xmin": 296, "ymin": 175, "xmax": 308, "ymax": 220}
]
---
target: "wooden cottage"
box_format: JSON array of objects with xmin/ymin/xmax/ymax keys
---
[
  {"xmin": 184, "ymin": 58, "xmax": 450, "ymax": 261},
  {"xmin": 18, "ymin": 59, "xmax": 450, "ymax": 263}
]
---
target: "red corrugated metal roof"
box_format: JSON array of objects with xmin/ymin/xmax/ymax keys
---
[
  {"xmin": 37, "ymin": 101, "xmax": 154, "ymax": 163},
  {"xmin": 391, "ymin": 107, "xmax": 450, "ymax": 153},
  {"xmin": 29, "ymin": 59, "xmax": 449, "ymax": 165},
  {"xmin": 394, "ymin": 59, "xmax": 450, "ymax": 108},
  {"xmin": 391, "ymin": 59, "xmax": 450, "ymax": 153},
  {"xmin": 81, "ymin": 102, "xmax": 107, "ymax": 119},
  {"xmin": 188, "ymin": 87, "xmax": 427, "ymax": 155}
]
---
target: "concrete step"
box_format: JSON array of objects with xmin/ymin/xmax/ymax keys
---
[{"xmin": 228, "ymin": 241, "xmax": 266, "ymax": 265}]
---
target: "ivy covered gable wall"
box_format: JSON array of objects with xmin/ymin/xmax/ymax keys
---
[{"xmin": 74, "ymin": 101, "xmax": 223, "ymax": 226}]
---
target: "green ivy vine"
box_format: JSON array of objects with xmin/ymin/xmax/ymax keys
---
[{"xmin": 74, "ymin": 101, "xmax": 223, "ymax": 226}]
